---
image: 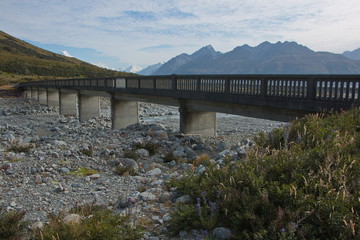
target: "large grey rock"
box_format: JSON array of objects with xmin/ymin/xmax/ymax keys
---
[
  {"xmin": 135, "ymin": 148, "xmax": 150, "ymax": 158},
  {"xmin": 139, "ymin": 192, "xmax": 157, "ymax": 201},
  {"xmin": 146, "ymin": 168, "xmax": 162, "ymax": 176},
  {"xmin": 119, "ymin": 158, "xmax": 139, "ymax": 171},
  {"xmin": 175, "ymin": 195, "xmax": 191, "ymax": 203}
]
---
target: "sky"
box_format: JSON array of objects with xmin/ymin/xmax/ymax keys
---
[{"xmin": 1, "ymin": 0, "xmax": 360, "ymax": 70}]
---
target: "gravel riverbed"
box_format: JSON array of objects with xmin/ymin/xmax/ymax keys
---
[{"xmin": 0, "ymin": 97, "xmax": 285, "ymax": 239}]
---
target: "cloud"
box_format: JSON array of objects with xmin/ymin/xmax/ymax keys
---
[
  {"xmin": 139, "ymin": 44, "xmax": 174, "ymax": 52},
  {"xmin": 1, "ymin": 0, "xmax": 360, "ymax": 67}
]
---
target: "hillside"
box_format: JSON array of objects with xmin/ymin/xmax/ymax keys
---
[
  {"xmin": 154, "ymin": 41, "xmax": 360, "ymax": 75},
  {"xmin": 0, "ymin": 31, "xmax": 132, "ymax": 86}
]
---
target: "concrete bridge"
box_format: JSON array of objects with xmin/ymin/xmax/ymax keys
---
[{"xmin": 18, "ymin": 74, "xmax": 360, "ymax": 136}]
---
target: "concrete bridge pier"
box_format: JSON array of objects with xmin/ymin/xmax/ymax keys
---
[
  {"xmin": 25, "ymin": 88, "xmax": 31, "ymax": 99},
  {"xmin": 31, "ymin": 88, "xmax": 38, "ymax": 101},
  {"xmin": 111, "ymin": 98, "xmax": 139, "ymax": 129},
  {"xmin": 38, "ymin": 88, "xmax": 47, "ymax": 105},
  {"xmin": 47, "ymin": 89, "xmax": 60, "ymax": 107},
  {"xmin": 78, "ymin": 95, "xmax": 100, "ymax": 122},
  {"xmin": 59, "ymin": 90, "xmax": 78, "ymax": 117},
  {"xmin": 179, "ymin": 103, "xmax": 217, "ymax": 136}
]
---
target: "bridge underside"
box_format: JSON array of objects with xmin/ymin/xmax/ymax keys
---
[{"xmin": 22, "ymin": 87, "xmax": 319, "ymax": 136}]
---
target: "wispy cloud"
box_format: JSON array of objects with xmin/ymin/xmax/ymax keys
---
[
  {"xmin": 139, "ymin": 44, "xmax": 174, "ymax": 52},
  {"xmin": 1, "ymin": 0, "xmax": 360, "ymax": 68}
]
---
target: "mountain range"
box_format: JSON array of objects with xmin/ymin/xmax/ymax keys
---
[{"xmin": 140, "ymin": 42, "xmax": 360, "ymax": 75}]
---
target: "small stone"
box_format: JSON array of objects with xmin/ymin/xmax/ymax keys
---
[
  {"xmin": 119, "ymin": 158, "xmax": 139, "ymax": 171},
  {"xmin": 212, "ymin": 227, "xmax": 232, "ymax": 239},
  {"xmin": 135, "ymin": 148, "xmax": 150, "ymax": 158},
  {"xmin": 35, "ymin": 175, "xmax": 42, "ymax": 184},
  {"xmin": 59, "ymin": 167, "xmax": 70, "ymax": 174},
  {"xmin": 139, "ymin": 192, "xmax": 157, "ymax": 201},
  {"xmin": 32, "ymin": 221, "xmax": 43, "ymax": 230},
  {"xmin": 159, "ymin": 192, "xmax": 171, "ymax": 203},
  {"xmin": 89, "ymin": 173, "xmax": 100, "ymax": 179},
  {"xmin": 5, "ymin": 169, "xmax": 15, "ymax": 175},
  {"xmin": 175, "ymin": 195, "xmax": 191, "ymax": 204},
  {"xmin": 63, "ymin": 214, "xmax": 81, "ymax": 224},
  {"xmin": 1, "ymin": 163, "xmax": 12, "ymax": 170},
  {"xmin": 179, "ymin": 230, "xmax": 188, "ymax": 238}
]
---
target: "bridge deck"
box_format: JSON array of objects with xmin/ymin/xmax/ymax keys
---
[{"xmin": 19, "ymin": 74, "xmax": 360, "ymax": 114}]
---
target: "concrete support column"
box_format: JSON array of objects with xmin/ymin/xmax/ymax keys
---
[
  {"xmin": 179, "ymin": 103, "xmax": 217, "ymax": 136},
  {"xmin": 78, "ymin": 95, "xmax": 100, "ymax": 122},
  {"xmin": 111, "ymin": 98, "xmax": 139, "ymax": 129},
  {"xmin": 59, "ymin": 90, "xmax": 78, "ymax": 117},
  {"xmin": 47, "ymin": 89, "xmax": 60, "ymax": 107},
  {"xmin": 38, "ymin": 88, "xmax": 47, "ymax": 105},
  {"xmin": 26, "ymin": 88, "xmax": 31, "ymax": 98},
  {"xmin": 31, "ymin": 88, "xmax": 38, "ymax": 101}
]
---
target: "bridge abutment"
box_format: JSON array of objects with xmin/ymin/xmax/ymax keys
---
[
  {"xmin": 59, "ymin": 90, "xmax": 78, "ymax": 117},
  {"xmin": 179, "ymin": 104, "xmax": 217, "ymax": 136},
  {"xmin": 79, "ymin": 95, "xmax": 100, "ymax": 122},
  {"xmin": 111, "ymin": 98, "xmax": 139, "ymax": 129}
]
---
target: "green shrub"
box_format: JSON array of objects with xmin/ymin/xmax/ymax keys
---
[
  {"xmin": 6, "ymin": 144, "xmax": 32, "ymax": 153},
  {"xmin": 167, "ymin": 108, "xmax": 360, "ymax": 239},
  {"xmin": 123, "ymin": 149, "xmax": 139, "ymax": 161},
  {"xmin": 81, "ymin": 149, "xmax": 93, "ymax": 157},
  {"xmin": 0, "ymin": 208, "xmax": 27, "ymax": 240},
  {"xmin": 114, "ymin": 166, "xmax": 137, "ymax": 176},
  {"xmin": 31, "ymin": 204, "xmax": 142, "ymax": 240}
]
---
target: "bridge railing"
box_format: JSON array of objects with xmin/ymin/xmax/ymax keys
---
[{"xmin": 18, "ymin": 74, "xmax": 360, "ymax": 103}]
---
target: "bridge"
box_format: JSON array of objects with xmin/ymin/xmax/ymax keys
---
[{"xmin": 18, "ymin": 74, "xmax": 360, "ymax": 136}]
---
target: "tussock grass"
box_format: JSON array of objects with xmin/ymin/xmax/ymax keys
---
[{"xmin": 168, "ymin": 108, "xmax": 360, "ymax": 239}]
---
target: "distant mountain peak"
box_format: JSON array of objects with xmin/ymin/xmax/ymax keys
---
[
  {"xmin": 343, "ymin": 47, "xmax": 360, "ymax": 60},
  {"xmin": 191, "ymin": 45, "xmax": 219, "ymax": 59},
  {"xmin": 60, "ymin": 50, "xmax": 73, "ymax": 58},
  {"xmin": 125, "ymin": 65, "xmax": 142, "ymax": 73}
]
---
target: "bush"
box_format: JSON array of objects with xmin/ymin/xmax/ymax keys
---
[
  {"xmin": 167, "ymin": 108, "xmax": 360, "ymax": 239},
  {"xmin": 6, "ymin": 144, "xmax": 32, "ymax": 153},
  {"xmin": 123, "ymin": 149, "xmax": 139, "ymax": 161},
  {"xmin": 31, "ymin": 204, "xmax": 142, "ymax": 240},
  {"xmin": 114, "ymin": 166, "xmax": 137, "ymax": 176},
  {"xmin": 0, "ymin": 208, "xmax": 27, "ymax": 240}
]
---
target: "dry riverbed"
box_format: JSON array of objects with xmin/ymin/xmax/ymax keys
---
[{"xmin": 0, "ymin": 97, "xmax": 285, "ymax": 239}]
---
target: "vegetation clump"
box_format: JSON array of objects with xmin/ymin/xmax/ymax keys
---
[
  {"xmin": 114, "ymin": 166, "xmax": 137, "ymax": 176},
  {"xmin": 0, "ymin": 208, "xmax": 27, "ymax": 240},
  {"xmin": 31, "ymin": 204, "xmax": 143, "ymax": 240},
  {"xmin": 69, "ymin": 167, "xmax": 99, "ymax": 176},
  {"xmin": 6, "ymin": 143, "xmax": 33, "ymax": 153},
  {"xmin": 168, "ymin": 108, "xmax": 360, "ymax": 239}
]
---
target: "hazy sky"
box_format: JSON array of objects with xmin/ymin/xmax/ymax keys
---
[{"xmin": 1, "ymin": 0, "xmax": 360, "ymax": 69}]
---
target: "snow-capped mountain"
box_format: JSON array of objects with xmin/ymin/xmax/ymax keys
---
[
  {"xmin": 60, "ymin": 50, "xmax": 73, "ymax": 58},
  {"xmin": 125, "ymin": 65, "xmax": 143, "ymax": 73},
  {"xmin": 138, "ymin": 62, "xmax": 164, "ymax": 75},
  {"xmin": 92, "ymin": 62, "xmax": 116, "ymax": 70}
]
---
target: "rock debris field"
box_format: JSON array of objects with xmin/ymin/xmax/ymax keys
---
[{"xmin": 0, "ymin": 97, "xmax": 284, "ymax": 239}]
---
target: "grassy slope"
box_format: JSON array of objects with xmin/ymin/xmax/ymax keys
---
[{"xmin": 0, "ymin": 30, "xmax": 133, "ymax": 86}]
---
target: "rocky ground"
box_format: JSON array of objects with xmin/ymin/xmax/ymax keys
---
[{"xmin": 0, "ymin": 97, "xmax": 285, "ymax": 239}]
